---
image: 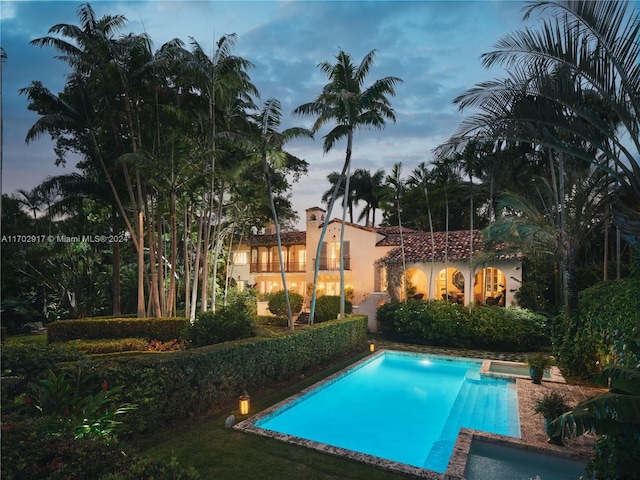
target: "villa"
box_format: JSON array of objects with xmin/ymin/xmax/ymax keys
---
[{"xmin": 230, "ymin": 207, "xmax": 522, "ymax": 329}]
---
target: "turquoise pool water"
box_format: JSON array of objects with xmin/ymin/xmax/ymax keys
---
[
  {"xmin": 256, "ymin": 351, "xmax": 521, "ymax": 473},
  {"xmin": 465, "ymin": 440, "xmax": 588, "ymax": 480}
]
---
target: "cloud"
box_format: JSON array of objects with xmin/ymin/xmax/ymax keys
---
[{"xmin": 1, "ymin": 0, "xmax": 537, "ymax": 229}]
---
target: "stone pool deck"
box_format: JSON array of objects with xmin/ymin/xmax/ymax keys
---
[{"xmin": 236, "ymin": 343, "xmax": 605, "ymax": 479}]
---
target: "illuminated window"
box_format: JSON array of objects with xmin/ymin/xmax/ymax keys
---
[{"xmin": 233, "ymin": 251, "xmax": 248, "ymax": 265}]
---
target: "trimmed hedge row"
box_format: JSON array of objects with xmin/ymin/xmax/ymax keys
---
[
  {"xmin": 47, "ymin": 317, "xmax": 189, "ymax": 343},
  {"xmin": 377, "ymin": 300, "xmax": 550, "ymax": 352},
  {"xmin": 81, "ymin": 316, "xmax": 368, "ymax": 434}
]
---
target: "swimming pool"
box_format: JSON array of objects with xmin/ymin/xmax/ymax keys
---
[{"xmin": 246, "ymin": 351, "xmax": 520, "ymax": 474}]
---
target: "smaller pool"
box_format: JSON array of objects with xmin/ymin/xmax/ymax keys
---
[
  {"xmin": 490, "ymin": 363, "xmax": 551, "ymax": 379},
  {"xmin": 483, "ymin": 360, "xmax": 565, "ymax": 383},
  {"xmin": 464, "ymin": 439, "xmax": 588, "ymax": 480}
]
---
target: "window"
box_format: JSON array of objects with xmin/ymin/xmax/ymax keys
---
[
  {"xmin": 320, "ymin": 241, "xmax": 350, "ymax": 270},
  {"xmin": 233, "ymin": 251, "xmax": 248, "ymax": 265},
  {"xmin": 289, "ymin": 245, "xmax": 306, "ymax": 271}
]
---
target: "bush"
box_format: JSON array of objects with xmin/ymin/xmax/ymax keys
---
[
  {"xmin": 1, "ymin": 344, "xmax": 85, "ymax": 382},
  {"xmin": 47, "ymin": 317, "xmax": 189, "ymax": 343},
  {"xmin": 182, "ymin": 305, "xmax": 256, "ymax": 348},
  {"xmin": 267, "ymin": 290, "xmax": 304, "ymax": 317},
  {"xmin": 314, "ymin": 295, "xmax": 352, "ymax": 323},
  {"xmin": 377, "ymin": 300, "xmax": 550, "ymax": 351},
  {"xmin": 557, "ymin": 275, "xmax": 640, "ymax": 379},
  {"xmin": 1, "ymin": 418, "xmax": 199, "ymax": 480},
  {"xmin": 87, "ymin": 316, "xmax": 368, "ymax": 435}
]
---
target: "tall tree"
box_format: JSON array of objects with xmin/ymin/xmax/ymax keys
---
[
  {"xmin": 450, "ymin": 0, "xmax": 640, "ymax": 269},
  {"xmin": 254, "ymin": 98, "xmax": 312, "ymax": 329},
  {"xmin": 380, "ymin": 162, "xmax": 408, "ymax": 300},
  {"xmin": 294, "ymin": 49, "xmax": 402, "ymax": 323},
  {"xmin": 352, "ymin": 168, "xmax": 385, "ymax": 227}
]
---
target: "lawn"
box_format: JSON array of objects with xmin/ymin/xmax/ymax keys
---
[{"xmin": 130, "ymin": 350, "xmax": 414, "ymax": 479}]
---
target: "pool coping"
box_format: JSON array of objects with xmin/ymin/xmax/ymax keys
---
[{"xmin": 234, "ymin": 349, "xmax": 598, "ymax": 480}]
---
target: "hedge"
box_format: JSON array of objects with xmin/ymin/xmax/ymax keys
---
[
  {"xmin": 558, "ymin": 275, "xmax": 640, "ymax": 378},
  {"xmin": 314, "ymin": 295, "xmax": 352, "ymax": 323},
  {"xmin": 377, "ymin": 300, "xmax": 550, "ymax": 352},
  {"xmin": 72, "ymin": 316, "xmax": 368, "ymax": 435},
  {"xmin": 47, "ymin": 317, "xmax": 189, "ymax": 343}
]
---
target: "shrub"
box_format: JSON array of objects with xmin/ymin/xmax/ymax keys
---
[
  {"xmin": 314, "ymin": 295, "xmax": 352, "ymax": 323},
  {"xmin": 377, "ymin": 300, "xmax": 549, "ymax": 352},
  {"xmin": 1, "ymin": 344, "xmax": 85, "ymax": 382},
  {"xmin": 47, "ymin": 317, "xmax": 189, "ymax": 343},
  {"xmin": 1, "ymin": 418, "xmax": 199, "ymax": 480},
  {"xmin": 557, "ymin": 276, "xmax": 640, "ymax": 379},
  {"xmin": 182, "ymin": 305, "xmax": 256, "ymax": 348},
  {"xmin": 267, "ymin": 290, "xmax": 304, "ymax": 317}
]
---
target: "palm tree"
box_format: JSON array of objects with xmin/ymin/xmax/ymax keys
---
[
  {"xmin": 181, "ymin": 34, "xmax": 258, "ymax": 315},
  {"xmin": 380, "ymin": 163, "xmax": 408, "ymax": 300},
  {"xmin": 321, "ymin": 171, "xmax": 358, "ymax": 224},
  {"xmin": 408, "ymin": 163, "xmax": 437, "ymax": 301},
  {"xmin": 352, "ymin": 168, "xmax": 385, "ymax": 227},
  {"xmin": 451, "ymin": 0, "xmax": 640, "ymax": 268},
  {"xmin": 548, "ymin": 340, "xmax": 640, "ymax": 478},
  {"xmin": 254, "ymin": 98, "xmax": 313, "ymax": 329},
  {"xmin": 482, "ymin": 162, "xmax": 614, "ymax": 314},
  {"xmin": 294, "ymin": 49, "xmax": 402, "ymax": 323},
  {"xmin": 15, "ymin": 188, "xmax": 43, "ymax": 234},
  {"xmin": 26, "ymin": 4, "xmax": 152, "ymax": 317}
]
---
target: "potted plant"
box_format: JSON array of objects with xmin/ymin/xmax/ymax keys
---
[
  {"xmin": 534, "ymin": 392, "xmax": 571, "ymax": 445},
  {"xmin": 526, "ymin": 352, "xmax": 554, "ymax": 384}
]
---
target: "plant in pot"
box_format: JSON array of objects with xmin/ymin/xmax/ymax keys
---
[
  {"xmin": 526, "ymin": 352, "xmax": 554, "ymax": 384},
  {"xmin": 534, "ymin": 392, "xmax": 571, "ymax": 445}
]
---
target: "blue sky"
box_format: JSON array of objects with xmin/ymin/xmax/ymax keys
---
[{"xmin": 1, "ymin": 0, "xmax": 537, "ymax": 228}]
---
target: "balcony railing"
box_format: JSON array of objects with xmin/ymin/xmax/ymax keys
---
[
  {"xmin": 250, "ymin": 262, "xmax": 306, "ymax": 273},
  {"xmin": 317, "ymin": 257, "xmax": 351, "ymax": 271}
]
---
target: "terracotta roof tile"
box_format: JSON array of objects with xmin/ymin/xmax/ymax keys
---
[
  {"xmin": 248, "ymin": 231, "xmax": 306, "ymax": 246},
  {"xmin": 378, "ymin": 230, "xmax": 521, "ymax": 263}
]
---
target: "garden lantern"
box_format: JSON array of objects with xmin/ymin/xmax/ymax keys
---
[{"xmin": 239, "ymin": 394, "xmax": 250, "ymax": 415}]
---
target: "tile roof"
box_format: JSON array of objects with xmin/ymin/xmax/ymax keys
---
[
  {"xmin": 378, "ymin": 230, "xmax": 521, "ymax": 263},
  {"xmin": 248, "ymin": 230, "xmax": 306, "ymax": 246},
  {"xmin": 375, "ymin": 225, "xmax": 421, "ymax": 246}
]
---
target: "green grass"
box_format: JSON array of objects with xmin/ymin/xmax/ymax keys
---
[{"xmin": 131, "ymin": 351, "xmax": 414, "ymax": 479}]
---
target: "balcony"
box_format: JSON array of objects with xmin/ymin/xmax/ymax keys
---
[
  {"xmin": 318, "ymin": 257, "xmax": 351, "ymax": 271},
  {"xmin": 250, "ymin": 262, "xmax": 306, "ymax": 273}
]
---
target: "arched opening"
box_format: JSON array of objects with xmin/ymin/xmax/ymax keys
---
[{"xmin": 437, "ymin": 268, "xmax": 464, "ymax": 304}]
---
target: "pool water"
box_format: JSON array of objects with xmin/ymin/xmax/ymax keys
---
[
  {"xmin": 465, "ymin": 440, "xmax": 588, "ymax": 480},
  {"xmin": 256, "ymin": 351, "xmax": 520, "ymax": 473},
  {"xmin": 489, "ymin": 362, "xmax": 552, "ymax": 379}
]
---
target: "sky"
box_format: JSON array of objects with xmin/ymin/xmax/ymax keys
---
[{"xmin": 1, "ymin": 0, "xmax": 542, "ymax": 230}]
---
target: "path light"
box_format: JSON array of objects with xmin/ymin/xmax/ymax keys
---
[
  {"xmin": 369, "ymin": 341, "xmax": 375, "ymax": 352},
  {"xmin": 239, "ymin": 393, "xmax": 250, "ymax": 415}
]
